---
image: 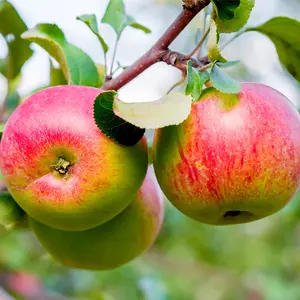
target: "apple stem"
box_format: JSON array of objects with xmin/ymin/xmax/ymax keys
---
[
  {"xmin": 102, "ymin": 1, "xmax": 211, "ymax": 91},
  {"xmin": 52, "ymin": 158, "xmax": 71, "ymax": 175}
]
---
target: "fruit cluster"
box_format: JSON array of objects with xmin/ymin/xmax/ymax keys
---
[{"xmin": 0, "ymin": 83, "xmax": 300, "ymax": 270}]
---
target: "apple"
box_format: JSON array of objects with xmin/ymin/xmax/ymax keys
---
[
  {"xmin": 0, "ymin": 85, "xmax": 148, "ymax": 231},
  {"xmin": 30, "ymin": 166, "xmax": 164, "ymax": 270},
  {"xmin": 153, "ymin": 83, "xmax": 300, "ymax": 225},
  {"xmin": 6, "ymin": 272, "xmax": 43, "ymax": 298}
]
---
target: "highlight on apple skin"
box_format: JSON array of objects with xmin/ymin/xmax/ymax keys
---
[
  {"xmin": 0, "ymin": 85, "xmax": 148, "ymax": 231},
  {"xmin": 30, "ymin": 166, "xmax": 164, "ymax": 270},
  {"xmin": 153, "ymin": 83, "xmax": 300, "ymax": 225}
]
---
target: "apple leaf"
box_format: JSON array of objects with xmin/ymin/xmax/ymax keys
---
[
  {"xmin": 217, "ymin": 60, "xmax": 240, "ymax": 68},
  {"xmin": 49, "ymin": 60, "xmax": 67, "ymax": 86},
  {"xmin": 212, "ymin": 0, "xmax": 240, "ymax": 21},
  {"xmin": 96, "ymin": 64, "xmax": 106, "ymax": 87},
  {"xmin": 185, "ymin": 60, "xmax": 210, "ymax": 101},
  {"xmin": 210, "ymin": 62, "xmax": 242, "ymax": 94},
  {"xmin": 0, "ymin": 123, "xmax": 5, "ymax": 139},
  {"xmin": 77, "ymin": 14, "xmax": 109, "ymax": 54},
  {"xmin": 102, "ymin": 0, "xmax": 151, "ymax": 38},
  {"xmin": 22, "ymin": 23, "xmax": 100, "ymax": 87},
  {"xmin": 0, "ymin": 0, "xmax": 33, "ymax": 79},
  {"xmin": 5, "ymin": 76, "xmax": 21, "ymax": 114},
  {"xmin": 93, "ymin": 91, "xmax": 145, "ymax": 146},
  {"xmin": 0, "ymin": 58, "xmax": 7, "ymax": 75},
  {"xmin": 0, "ymin": 191, "xmax": 26, "ymax": 231},
  {"xmin": 214, "ymin": 0, "xmax": 255, "ymax": 33},
  {"xmin": 207, "ymin": 20, "xmax": 227, "ymax": 63},
  {"xmin": 5, "ymin": 89, "xmax": 20, "ymax": 113},
  {"xmin": 129, "ymin": 20, "xmax": 151, "ymax": 34},
  {"xmin": 114, "ymin": 93, "xmax": 192, "ymax": 129},
  {"xmin": 246, "ymin": 17, "xmax": 300, "ymax": 82}
]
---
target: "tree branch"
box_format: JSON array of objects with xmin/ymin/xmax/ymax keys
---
[{"xmin": 102, "ymin": 1, "xmax": 211, "ymax": 91}]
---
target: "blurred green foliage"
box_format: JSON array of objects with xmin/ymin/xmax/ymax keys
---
[{"xmin": 1, "ymin": 190, "xmax": 300, "ymax": 299}]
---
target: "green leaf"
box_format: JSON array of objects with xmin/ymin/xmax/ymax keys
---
[
  {"xmin": 96, "ymin": 64, "xmax": 106, "ymax": 87},
  {"xmin": 49, "ymin": 60, "xmax": 67, "ymax": 86},
  {"xmin": 102, "ymin": 0, "xmax": 151, "ymax": 37},
  {"xmin": 217, "ymin": 60, "xmax": 240, "ymax": 68},
  {"xmin": 0, "ymin": 191, "xmax": 26, "ymax": 231},
  {"xmin": 0, "ymin": 0, "xmax": 33, "ymax": 79},
  {"xmin": 207, "ymin": 20, "xmax": 227, "ymax": 63},
  {"xmin": 93, "ymin": 91, "xmax": 145, "ymax": 146},
  {"xmin": 215, "ymin": 0, "xmax": 255, "ymax": 33},
  {"xmin": 212, "ymin": 0, "xmax": 240, "ymax": 21},
  {"xmin": 0, "ymin": 58, "xmax": 7, "ymax": 75},
  {"xmin": 6, "ymin": 89, "xmax": 20, "ymax": 112},
  {"xmin": 114, "ymin": 93, "xmax": 192, "ymax": 129},
  {"xmin": 185, "ymin": 60, "xmax": 210, "ymax": 101},
  {"xmin": 77, "ymin": 14, "xmax": 109, "ymax": 53},
  {"xmin": 246, "ymin": 17, "xmax": 300, "ymax": 82},
  {"xmin": 102, "ymin": 0, "xmax": 125, "ymax": 36},
  {"xmin": 5, "ymin": 75, "xmax": 21, "ymax": 113},
  {"xmin": 0, "ymin": 123, "xmax": 5, "ymax": 139},
  {"xmin": 22, "ymin": 23, "xmax": 100, "ymax": 87},
  {"xmin": 210, "ymin": 62, "xmax": 242, "ymax": 94},
  {"xmin": 126, "ymin": 16, "xmax": 151, "ymax": 34},
  {"xmin": 200, "ymin": 71, "xmax": 210, "ymax": 83}
]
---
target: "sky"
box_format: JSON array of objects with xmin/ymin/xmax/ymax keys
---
[{"xmin": 1, "ymin": 0, "xmax": 300, "ymax": 106}]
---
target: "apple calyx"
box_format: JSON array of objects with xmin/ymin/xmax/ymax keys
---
[
  {"xmin": 52, "ymin": 158, "xmax": 71, "ymax": 175},
  {"xmin": 223, "ymin": 210, "xmax": 254, "ymax": 218}
]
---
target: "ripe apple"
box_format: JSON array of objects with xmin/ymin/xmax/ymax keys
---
[
  {"xmin": 30, "ymin": 166, "xmax": 164, "ymax": 270},
  {"xmin": 153, "ymin": 83, "xmax": 300, "ymax": 225},
  {"xmin": 0, "ymin": 85, "xmax": 148, "ymax": 231},
  {"xmin": 6, "ymin": 272, "xmax": 43, "ymax": 298}
]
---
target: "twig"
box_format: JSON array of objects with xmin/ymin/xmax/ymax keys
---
[
  {"xmin": 167, "ymin": 73, "xmax": 186, "ymax": 94},
  {"xmin": 220, "ymin": 30, "xmax": 245, "ymax": 51},
  {"xmin": 103, "ymin": 53, "xmax": 108, "ymax": 80},
  {"xmin": 198, "ymin": 55, "xmax": 210, "ymax": 65},
  {"xmin": 185, "ymin": 27, "xmax": 210, "ymax": 59},
  {"xmin": 161, "ymin": 50, "xmax": 203, "ymax": 70},
  {"xmin": 199, "ymin": 62, "xmax": 212, "ymax": 72},
  {"xmin": 102, "ymin": 1, "xmax": 211, "ymax": 91},
  {"xmin": 109, "ymin": 38, "xmax": 120, "ymax": 77}
]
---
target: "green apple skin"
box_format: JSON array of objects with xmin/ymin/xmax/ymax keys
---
[
  {"xmin": 153, "ymin": 83, "xmax": 300, "ymax": 225},
  {"xmin": 0, "ymin": 85, "xmax": 148, "ymax": 231},
  {"xmin": 30, "ymin": 166, "xmax": 164, "ymax": 270}
]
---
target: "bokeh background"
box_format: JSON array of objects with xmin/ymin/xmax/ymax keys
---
[{"xmin": 1, "ymin": 0, "xmax": 300, "ymax": 299}]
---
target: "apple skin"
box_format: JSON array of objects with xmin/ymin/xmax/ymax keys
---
[
  {"xmin": 0, "ymin": 85, "xmax": 148, "ymax": 231},
  {"xmin": 153, "ymin": 83, "xmax": 300, "ymax": 225},
  {"xmin": 30, "ymin": 166, "xmax": 164, "ymax": 270}
]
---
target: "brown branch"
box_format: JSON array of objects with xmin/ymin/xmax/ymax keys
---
[
  {"xmin": 161, "ymin": 50, "xmax": 203, "ymax": 71},
  {"xmin": 102, "ymin": 1, "xmax": 211, "ymax": 91},
  {"xmin": 183, "ymin": 0, "xmax": 209, "ymax": 9}
]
